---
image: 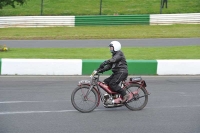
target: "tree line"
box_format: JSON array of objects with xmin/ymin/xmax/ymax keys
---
[{"xmin": 0, "ymin": 0, "xmax": 27, "ymax": 9}]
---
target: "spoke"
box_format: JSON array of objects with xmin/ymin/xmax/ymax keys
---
[
  {"xmin": 73, "ymin": 88, "xmax": 97, "ymax": 110},
  {"xmin": 81, "ymin": 88, "xmax": 86, "ymax": 96},
  {"xmin": 86, "ymin": 98, "xmax": 95, "ymax": 103}
]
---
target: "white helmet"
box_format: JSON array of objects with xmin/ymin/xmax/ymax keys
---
[{"xmin": 109, "ymin": 41, "xmax": 121, "ymax": 53}]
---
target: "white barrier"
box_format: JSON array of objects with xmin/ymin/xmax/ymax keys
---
[
  {"xmin": 0, "ymin": 16, "xmax": 75, "ymax": 28},
  {"xmin": 157, "ymin": 60, "xmax": 200, "ymax": 75},
  {"xmin": 1, "ymin": 59, "xmax": 200, "ymax": 75},
  {"xmin": 0, "ymin": 13, "xmax": 199, "ymax": 28},
  {"xmin": 1, "ymin": 59, "xmax": 82, "ymax": 75},
  {"xmin": 150, "ymin": 13, "xmax": 200, "ymax": 25}
]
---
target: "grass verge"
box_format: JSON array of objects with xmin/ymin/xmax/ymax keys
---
[
  {"xmin": 1, "ymin": 46, "xmax": 200, "ymax": 59},
  {"xmin": 0, "ymin": 24, "xmax": 200, "ymax": 40}
]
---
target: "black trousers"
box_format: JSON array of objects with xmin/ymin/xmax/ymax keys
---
[{"xmin": 103, "ymin": 71, "xmax": 128, "ymax": 97}]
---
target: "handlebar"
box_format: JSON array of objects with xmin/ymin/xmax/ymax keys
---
[{"xmin": 90, "ymin": 70, "xmax": 98, "ymax": 78}]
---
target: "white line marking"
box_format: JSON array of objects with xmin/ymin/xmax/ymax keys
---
[
  {"xmin": 145, "ymin": 105, "xmax": 200, "ymax": 109},
  {"xmin": 0, "ymin": 100, "xmax": 69, "ymax": 104},
  {"xmin": 0, "ymin": 110, "xmax": 76, "ymax": 115},
  {"xmin": 0, "ymin": 105, "xmax": 199, "ymax": 115}
]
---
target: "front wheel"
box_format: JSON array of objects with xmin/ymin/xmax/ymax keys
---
[
  {"xmin": 71, "ymin": 85, "xmax": 99, "ymax": 113},
  {"xmin": 124, "ymin": 84, "xmax": 148, "ymax": 111}
]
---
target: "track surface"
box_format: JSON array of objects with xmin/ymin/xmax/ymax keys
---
[
  {"xmin": 0, "ymin": 76, "xmax": 200, "ymax": 133},
  {"xmin": 1, "ymin": 38, "xmax": 200, "ymax": 48},
  {"xmin": 0, "ymin": 38, "xmax": 199, "ymax": 133}
]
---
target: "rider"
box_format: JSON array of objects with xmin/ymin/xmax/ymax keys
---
[{"xmin": 97, "ymin": 41, "xmax": 129, "ymax": 103}]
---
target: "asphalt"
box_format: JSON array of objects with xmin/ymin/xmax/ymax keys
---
[
  {"xmin": 0, "ymin": 38, "xmax": 200, "ymax": 48},
  {"xmin": 0, "ymin": 38, "xmax": 199, "ymax": 133},
  {"xmin": 0, "ymin": 76, "xmax": 199, "ymax": 133}
]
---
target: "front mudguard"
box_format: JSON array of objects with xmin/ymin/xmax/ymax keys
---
[{"xmin": 78, "ymin": 80, "xmax": 91, "ymax": 86}]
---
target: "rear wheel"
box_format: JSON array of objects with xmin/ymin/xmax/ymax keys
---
[
  {"xmin": 124, "ymin": 84, "xmax": 148, "ymax": 111},
  {"xmin": 71, "ymin": 85, "xmax": 99, "ymax": 113}
]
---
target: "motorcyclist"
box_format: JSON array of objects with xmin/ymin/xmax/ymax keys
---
[{"xmin": 97, "ymin": 41, "xmax": 129, "ymax": 103}]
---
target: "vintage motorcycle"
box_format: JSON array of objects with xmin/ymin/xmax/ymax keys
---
[{"xmin": 71, "ymin": 70, "xmax": 150, "ymax": 113}]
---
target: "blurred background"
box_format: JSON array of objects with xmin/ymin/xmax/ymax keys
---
[{"xmin": 0, "ymin": 0, "xmax": 199, "ymax": 16}]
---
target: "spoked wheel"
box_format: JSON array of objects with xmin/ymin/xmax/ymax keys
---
[
  {"xmin": 71, "ymin": 85, "xmax": 99, "ymax": 113},
  {"xmin": 124, "ymin": 84, "xmax": 148, "ymax": 111}
]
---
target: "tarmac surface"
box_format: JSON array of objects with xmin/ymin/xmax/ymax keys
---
[
  {"xmin": 0, "ymin": 38, "xmax": 199, "ymax": 133},
  {"xmin": 0, "ymin": 76, "xmax": 200, "ymax": 133},
  {"xmin": 0, "ymin": 38, "xmax": 200, "ymax": 48}
]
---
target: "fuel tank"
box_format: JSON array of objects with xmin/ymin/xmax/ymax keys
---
[{"xmin": 98, "ymin": 82, "xmax": 117, "ymax": 94}]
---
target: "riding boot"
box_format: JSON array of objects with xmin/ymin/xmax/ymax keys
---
[
  {"xmin": 117, "ymin": 88, "xmax": 129, "ymax": 103},
  {"xmin": 121, "ymin": 94, "xmax": 130, "ymax": 103}
]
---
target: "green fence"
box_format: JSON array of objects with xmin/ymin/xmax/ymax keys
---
[
  {"xmin": 75, "ymin": 15, "xmax": 150, "ymax": 26},
  {"xmin": 127, "ymin": 60, "xmax": 157, "ymax": 75},
  {"xmin": 82, "ymin": 59, "xmax": 111, "ymax": 75},
  {"xmin": 82, "ymin": 59, "xmax": 157, "ymax": 75}
]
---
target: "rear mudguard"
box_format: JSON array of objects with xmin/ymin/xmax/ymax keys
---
[{"xmin": 126, "ymin": 80, "xmax": 150, "ymax": 95}]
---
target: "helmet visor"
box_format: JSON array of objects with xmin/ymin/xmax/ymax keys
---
[{"xmin": 109, "ymin": 46, "xmax": 114, "ymax": 53}]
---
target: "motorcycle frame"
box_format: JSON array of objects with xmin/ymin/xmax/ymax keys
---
[{"xmin": 82, "ymin": 73, "xmax": 148, "ymax": 107}]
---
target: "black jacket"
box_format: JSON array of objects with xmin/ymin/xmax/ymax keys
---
[{"xmin": 100, "ymin": 50, "xmax": 128, "ymax": 73}]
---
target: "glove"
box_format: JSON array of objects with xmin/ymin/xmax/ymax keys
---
[{"xmin": 97, "ymin": 68, "xmax": 104, "ymax": 73}]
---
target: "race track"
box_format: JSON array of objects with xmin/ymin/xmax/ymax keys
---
[
  {"xmin": 1, "ymin": 38, "xmax": 200, "ymax": 48},
  {"xmin": 0, "ymin": 38, "xmax": 199, "ymax": 133},
  {"xmin": 0, "ymin": 76, "xmax": 199, "ymax": 133}
]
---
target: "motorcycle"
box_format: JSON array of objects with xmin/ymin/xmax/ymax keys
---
[{"xmin": 71, "ymin": 70, "xmax": 150, "ymax": 113}]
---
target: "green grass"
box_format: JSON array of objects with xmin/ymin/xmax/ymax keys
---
[
  {"xmin": 0, "ymin": 0, "xmax": 199, "ymax": 16},
  {"xmin": 1, "ymin": 0, "xmax": 199, "ymax": 60},
  {"xmin": 1, "ymin": 24, "xmax": 199, "ymax": 59},
  {"xmin": 1, "ymin": 46, "xmax": 200, "ymax": 59},
  {"xmin": 1, "ymin": 24, "xmax": 200, "ymax": 39}
]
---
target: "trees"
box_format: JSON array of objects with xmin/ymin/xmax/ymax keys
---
[{"xmin": 0, "ymin": 0, "xmax": 27, "ymax": 9}]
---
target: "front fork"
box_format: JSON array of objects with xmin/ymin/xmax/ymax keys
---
[{"xmin": 84, "ymin": 85, "xmax": 94, "ymax": 100}]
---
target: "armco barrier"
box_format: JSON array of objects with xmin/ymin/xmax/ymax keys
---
[
  {"xmin": 1, "ymin": 59, "xmax": 82, "ymax": 75},
  {"xmin": 82, "ymin": 59, "xmax": 111, "ymax": 75},
  {"xmin": 1, "ymin": 13, "xmax": 199, "ymax": 28},
  {"xmin": 1, "ymin": 59, "xmax": 200, "ymax": 75},
  {"xmin": 75, "ymin": 15, "xmax": 150, "ymax": 26},
  {"xmin": 82, "ymin": 59, "xmax": 157, "ymax": 75},
  {"xmin": 157, "ymin": 60, "xmax": 200, "ymax": 75},
  {"xmin": 127, "ymin": 60, "xmax": 157, "ymax": 75},
  {"xmin": 150, "ymin": 13, "xmax": 200, "ymax": 25},
  {"xmin": 0, "ymin": 16, "xmax": 75, "ymax": 28}
]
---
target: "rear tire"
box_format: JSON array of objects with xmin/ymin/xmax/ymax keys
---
[
  {"xmin": 124, "ymin": 84, "xmax": 148, "ymax": 111},
  {"xmin": 71, "ymin": 85, "xmax": 99, "ymax": 113}
]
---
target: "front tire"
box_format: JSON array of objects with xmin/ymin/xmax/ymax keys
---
[{"xmin": 71, "ymin": 85, "xmax": 99, "ymax": 113}]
